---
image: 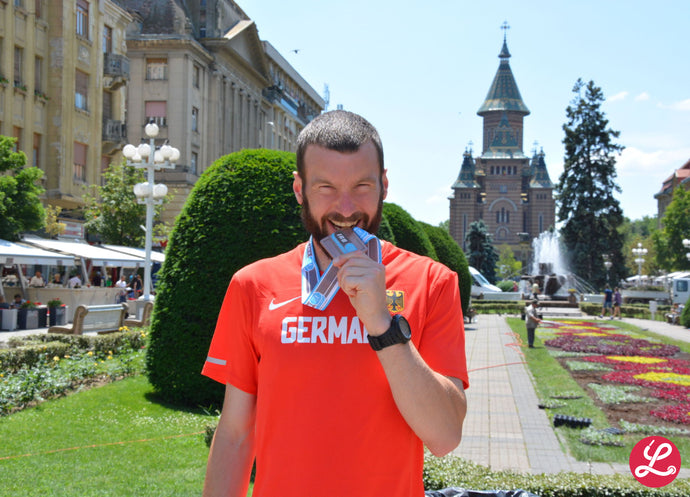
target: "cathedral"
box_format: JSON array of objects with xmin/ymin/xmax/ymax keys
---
[{"xmin": 449, "ymin": 36, "xmax": 556, "ymax": 265}]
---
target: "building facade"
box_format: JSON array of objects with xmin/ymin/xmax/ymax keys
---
[
  {"xmin": 0, "ymin": 0, "xmax": 132, "ymax": 236},
  {"xmin": 120, "ymin": 0, "xmax": 324, "ymax": 225},
  {"xmin": 654, "ymin": 158, "xmax": 690, "ymax": 224},
  {"xmin": 449, "ymin": 37, "xmax": 555, "ymax": 263}
]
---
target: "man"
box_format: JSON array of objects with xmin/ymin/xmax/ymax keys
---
[
  {"xmin": 202, "ymin": 110, "xmax": 468, "ymax": 497},
  {"xmin": 29, "ymin": 271, "xmax": 44, "ymax": 287},
  {"xmin": 525, "ymin": 299, "xmax": 542, "ymax": 348},
  {"xmin": 599, "ymin": 284, "xmax": 613, "ymax": 319}
]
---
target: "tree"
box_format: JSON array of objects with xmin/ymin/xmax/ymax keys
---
[
  {"xmin": 464, "ymin": 220, "xmax": 499, "ymax": 284},
  {"xmin": 654, "ymin": 187, "xmax": 690, "ymax": 271},
  {"xmin": 0, "ymin": 136, "xmax": 45, "ymax": 241},
  {"xmin": 381, "ymin": 203, "xmax": 437, "ymax": 261},
  {"xmin": 82, "ymin": 160, "xmax": 165, "ymax": 246},
  {"xmin": 556, "ymin": 79, "xmax": 626, "ymax": 289},
  {"xmin": 45, "ymin": 205, "xmax": 66, "ymax": 238},
  {"xmin": 420, "ymin": 222, "xmax": 472, "ymax": 316},
  {"xmin": 146, "ymin": 149, "xmax": 305, "ymax": 406},
  {"xmin": 496, "ymin": 244, "xmax": 522, "ymax": 281}
]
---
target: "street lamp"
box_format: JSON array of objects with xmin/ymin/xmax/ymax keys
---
[
  {"xmin": 632, "ymin": 242, "xmax": 648, "ymax": 285},
  {"xmin": 684, "ymin": 238, "xmax": 690, "ymax": 262},
  {"xmin": 122, "ymin": 122, "xmax": 179, "ymax": 301},
  {"xmin": 603, "ymin": 256, "xmax": 612, "ymax": 284}
]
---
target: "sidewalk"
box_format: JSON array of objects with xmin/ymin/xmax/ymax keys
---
[{"xmin": 452, "ymin": 313, "xmax": 690, "ymax": 476}]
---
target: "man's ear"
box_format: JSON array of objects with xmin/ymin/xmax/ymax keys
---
[
  {"xmin": 293, "ymin": 171, "xmax": 304, "ymax": 205},
  {"xmin": 382, "ymin": 169, "xmax": 389, "ymax": 200}
]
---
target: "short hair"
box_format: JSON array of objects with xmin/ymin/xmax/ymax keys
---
[
  {"xmin": 296, "ymin": 110, "xmax": 384, "ymax": 179},
  {"xmin": 532, "ymin": 299, "xmax": 538, "ymax": 305}
]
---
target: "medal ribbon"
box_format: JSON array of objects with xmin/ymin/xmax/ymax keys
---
[{"xmin": 302, "ymin": 227, "xmax": 381, "ymax": 310}]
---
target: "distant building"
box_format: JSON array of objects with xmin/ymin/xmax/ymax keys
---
[
  {"xmin": 119, "ymin": 0, "xmax": 325, "ymax": 225},
  {"xmin": 654, "ymin": 158, "xmax": 690, "ymax": 225},
  {"xmin": 448, "ymin": 36, "xmax": 556, "ymax": 264}
]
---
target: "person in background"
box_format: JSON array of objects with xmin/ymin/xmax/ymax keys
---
[
  {"xmin": 0, "ymin": 295, "xmax": 10, "ymax": 309},
  {"xmin": 599, "ymin": 284, "xmax": 613, "ymax": 319},
  {"xmin": 10, "ymin": 294, "xmax": 25, "ymax": 308},
  {"xmin": 525, "ymin": 299, "xmax": 542, "ymax": 348},
  {"xmin": 131, "ymin": 274, "xmax": 143, "ymax": 297},
  {"xmin": 51, "ymin": 273, "xmax": 63, "ymax": 286},
  {"xmin": 612, "ymin": 287, "xmax": 622, "ymax": 319},
  {"xmin": 29, "ymin": 271, "xmax": 45, "ymax": 287},
  {"xmin": 68, "ymin": 273, "xmax": 82, "ymax": 289}
]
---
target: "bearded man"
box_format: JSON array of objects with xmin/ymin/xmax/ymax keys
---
[{"xmin": 202, "ymin": 110, "xmax": 468, "ymax": 497}]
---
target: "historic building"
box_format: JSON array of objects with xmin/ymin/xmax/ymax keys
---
[
  {"xmin": 120, "ymin": 0, "xmax": 324, "ymax": 225},
  {"xmin": 654, "ymin": 158, "xmax": 690, "ymax": 225},
  {"xmin": 1, "ymin": 0, "xmax": 323, "ymax": 235},
  {"xmin": 0, "ymin": 0, "xmax": 132, "ymax": 237},
  {"xmin": 449, "ymin": 36, "xmax": 556, "ymax": 263}
]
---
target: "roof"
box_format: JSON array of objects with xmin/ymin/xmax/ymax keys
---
[
  {"xmin": 0, "ymin": 239, "xmax": 76, "ymax": 266},
  {"xmin": 477, "ymin": 39, "xmax": 530, "ymax": 116},
  {"xmin": 102, "ymin": 244, "xmax": 165, "ymax": 264},
  {"xmin": 22, "ymin": 237, "xmax": 145, "ymax": 268}
]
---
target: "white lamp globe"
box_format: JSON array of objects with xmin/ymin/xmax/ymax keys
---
[
  {"xmin": 160, "ymin": 143, "xmax": 172, "ymax": 160},
  {"xmin": 133, "ymin": 182, "xmax": 152, "ymax": 198},
  {"xmin": 132, "ymin": 151, "xmax": 142, "ymax": 163},
  {"xmin": 154, "ymin": 150, "xmax": 164, "ymax": 163},
  {"xmin": 145, "ymin": 122, "xmax": 159, "ymax": 138},
  {"xmin": 123, "ymin": 144, "xmax": 137, "ymax": 159},
  {"xmin": 170, "ymin": 147, "xmax": 180, "ymax": 162},
  {"xmin": 153, "ymin": 183, "xmax": 168, "ymax": 199},
  {"xmin": 137, "ymin": 142, "xmax": 151, "ymax": 159}
]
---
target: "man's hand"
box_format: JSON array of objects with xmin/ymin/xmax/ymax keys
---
[{"xmin": 332, "ymin": 251, "xmax": 391, "ymax": 336}]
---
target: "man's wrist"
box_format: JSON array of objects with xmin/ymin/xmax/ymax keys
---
[{"xmin": 366, "ymin": 313, "xmax": 393, "ymax": 337}]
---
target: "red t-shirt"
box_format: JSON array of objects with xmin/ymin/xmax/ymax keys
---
[{"xmin": 202, "ymin": 241, "xmax": 468, "ymax": 497}]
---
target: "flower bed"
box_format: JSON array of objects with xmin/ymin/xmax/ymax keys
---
[{"xmin": 543, "ymin": 320, "xmax": 690, "ymax": 426}]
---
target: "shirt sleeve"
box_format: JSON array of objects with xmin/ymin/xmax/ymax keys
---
[{"xmin": 201, "ymin": 272, "xmax": 260, "ymax": 394}]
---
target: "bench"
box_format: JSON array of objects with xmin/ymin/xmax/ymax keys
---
[
  {"xmin": 124, "ymin": 301, "xmax": 153, "ymax": 328},
  {"xmin": 48, "ymin": 304, "xmax": 128, "ymax": 335}
]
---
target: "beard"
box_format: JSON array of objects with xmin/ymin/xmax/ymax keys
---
[{"xmin": 301, "ymin": 191, "xmax": 384, "ymax": 247}]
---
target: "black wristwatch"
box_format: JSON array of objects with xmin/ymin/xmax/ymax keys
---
[{"xmin": 368, "ymin": 314, "xmax": 411, "ymax": 351}]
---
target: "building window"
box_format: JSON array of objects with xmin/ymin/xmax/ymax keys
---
[
  {"xmin": 76, "ymin": 0, "xmax": 89, "ymax": 39},
  {"xmin": 14, "ymin": 46, "xmax": 23, "ymax": 86},
  {"xmin": 190, "ymin": 151, "xmax": 198, "ymax": 175},
  {"xmin": 34, "ymin": 56, "xmax": 42, "ymax": 92},
  {"xmin": 146, "ymin": 58, "xmax": 167, "ymax": 80},
  {"xmin": 191, "ymin": 107, "xmax": 199, "ymax": 132},
  {"xmin": 193, "ymin": 65, "xmax": 200, "ymax": 88},
  {"xmin": 145, "ymin": 101, "xmax": 167, "ymax": 127},
  {"xmin": 14, "ymin": 0, "xmax": 24, "ymax": 8},
  {"xmin": 32, "ymin": 133, "xmax": 41, "ymax": 169},
  {"xmin": 74, "ymin": 142, "xmax": 87, "ymax": 182},
  {"xmin": 12, "ymin": 127, "xmax": 21, "ymax": 152},
  {"xmin": 103, "ymin": 25, "xmax": 112, "ymax": 54},
  {"xmin": 35, "ymin": 0, "xmax": 42, "ymax": 19},
  {"xmin": 75, "ymin": 70, "xmax": 88, "ymax": 111}
]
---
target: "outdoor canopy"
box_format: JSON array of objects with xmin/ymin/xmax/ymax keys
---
[
  {"xmin": 0, "ymin": 239, "xmax": 76, "ymax": 266},
  {"xmin": 22, "ymin": 237, "xmax": 144, "ymax": 268},
  {"xmin": 102, "ymin": 244, "xmax": 165, "ymax": 264}
]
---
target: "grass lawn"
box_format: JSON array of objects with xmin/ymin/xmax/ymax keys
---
[
  {"xmin": 0, "ymin": 374, "xmax": 217, "ymax": 496},
  {"xmin": 506, "ymin": 317, "xmax": 690, "ymax": 465}
]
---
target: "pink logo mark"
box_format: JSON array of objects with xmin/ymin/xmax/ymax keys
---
[{"xmin": 629, "ymin": 436, "xmax": 681, "ymax": 488}]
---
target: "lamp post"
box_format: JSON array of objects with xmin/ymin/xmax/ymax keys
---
[
  {"xmin": 684, "ymin": 238, "xmax": 690, "ymax": 262},
  {"xmin": 632, "ymin": 242, "xmax": 648, "ymax": 285},
  {"xmin": 122, "ymin": 122, "xmax": 179, "ymax": 301},
  {"xmin": 604, "ymin": 256, "xmax": 612, "ymax": 285}
]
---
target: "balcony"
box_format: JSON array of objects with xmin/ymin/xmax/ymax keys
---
[
  {"xmin": 103, "ymin": 53, "xmax": 130, "ymax": 90},
  {"xmin": 102, "ymin": 119, "xmax": 126, "ymax": 144}
]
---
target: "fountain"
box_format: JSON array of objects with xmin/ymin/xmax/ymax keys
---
[{"xmin": 522, "ymin": 231, "xmax": 596, "ymax": 301}]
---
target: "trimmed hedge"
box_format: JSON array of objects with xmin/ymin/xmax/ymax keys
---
[
  {"xmin": 382, "ymin": 202, "xmax": 438, "ymax": 261},
  {"xmin": 146, "ymin": 149, "xmax": 306, "ymax": 407},
  {"xmin": 423, "ymin": 453, "xmax": 690, "ymax": 496},
  {"xmin": 419, "ymin": 222, "xmax": 471, "ymax": 316},
  {"xmin": 682, "ymin": 297, "xmax": 690, "ymax": 327}
]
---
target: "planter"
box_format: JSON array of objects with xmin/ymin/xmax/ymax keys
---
[
  {"xmin": 49, "ymin": 306, "xmax": 67, "ymax": 326},
  {"xmin": 17, "ymin": 308, "xmax": 47, "ymax": 329}
]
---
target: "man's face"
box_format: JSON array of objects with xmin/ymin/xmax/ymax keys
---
[{"xmin": 293, "ymin": 141, "xmax": 388, "ymax": 244}]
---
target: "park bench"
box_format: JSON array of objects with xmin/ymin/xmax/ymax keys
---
[
  {"xmin": 48, "ymin": 304, "xmax": 127, "ymax": 335},
  {"xmin": 124, "ymin": 301, "xmax": 154, "ymax": 328}
]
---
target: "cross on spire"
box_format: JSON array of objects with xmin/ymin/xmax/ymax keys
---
[{"xmin": 501, "ymin": 20, "xmax": 510, "ymax": 41}]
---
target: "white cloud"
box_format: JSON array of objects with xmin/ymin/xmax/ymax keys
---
[
  {"xmin": 658, "ymin": 99, "xmax": 690, "ymax": 111},
  {"xmin": 634, "ymin": 92, "xmax": 650, "ymax": 101},
  {"xmin": 607, "ymin": 91, "xmax": 629, "ymax": 102},
  {"xmin": 616, "ymin": 146, "xmax": 690, "ymax": 175},
  {"xmin": 425, "ymin": 186, "xmax": 453, "ymax": 205}
]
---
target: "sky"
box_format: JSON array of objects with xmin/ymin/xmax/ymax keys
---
[{"xmin": 240, "ymin": 0, "xmax": 690, "ymax": 226}]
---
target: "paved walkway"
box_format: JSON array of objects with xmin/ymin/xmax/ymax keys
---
[{"xmin": 452, "ymin": 313, "xmax": 690, "ymax": 476}]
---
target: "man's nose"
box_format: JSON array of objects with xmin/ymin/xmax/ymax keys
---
[{"xmin": 335, "ymin": 192, "xmax": 356, "ymax": 217}]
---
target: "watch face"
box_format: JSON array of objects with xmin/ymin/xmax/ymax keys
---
[{"xmin": 397, "ymin": 315, "xmax": 412, "ymax": 340}]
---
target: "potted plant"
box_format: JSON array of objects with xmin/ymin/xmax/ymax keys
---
[
  {"xmin": 18, "ymin": 301, "xmax": 41, "ymax": 329},
  {"xmin": 47, "ymin": 298, "xmax": 67, "ymax": 326}
]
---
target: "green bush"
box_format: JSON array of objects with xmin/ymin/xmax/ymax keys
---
[
  {"xmin": 419, "ymin": 222, "xmax": 471, "ymax": 316},
  {"xmin": 146, "ymin": 149, "xmax": 306, "ymax": 407},
  {"xmin": 497, "ymin": 280, "xmax": 516, "ymax": 292},
  {"xmin": 382, "ymin": 203, "xmax": 437, "ymax": 260},
  {"xmin": 681, "ymin": 296, "xmax": 690, "ymax": 328},
  {"xmin": 472, "ymin": 301, "xmax": 525, "ymax": 315}
]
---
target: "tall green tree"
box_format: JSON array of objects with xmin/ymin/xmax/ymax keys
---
[
  {"xmin": 496, "ymin": 244, "xmax": 522, "ymax": 280},
  {"xmin": 464, "ymin": 220, "xmax": 499, "ymax": 284},
  {"xmin": 0, "ymin": 136, "xmax": 45, "ymax": 241},
  {"xmin": 653, "ymin": 187, "xmax": 690, "ymax": 271},
  {"xmin": 556, "ymin": 79, "xmax": 626, "ymax": 289},
  {"xmin": 83, "ymin": 160, "xmax": 166, "ymax": 246}
]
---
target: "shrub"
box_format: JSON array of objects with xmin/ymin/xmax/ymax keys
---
[
  {"xmin": 146, "ymin": 149, "xmax": 305, "ymax": 407},
  {"xmin": 382, "ymin": 203, "xmax": 437, "ymax": 260},
  {"xmin": 497, "ymin": 280, "xmax": 516, "ymax": 292},
  {"xmin": 681, "ymin": 296, "xmax": 690, "ymax": 328},
  {"xmin": 419, "ymin": 222, "xmax": 471, "ymax": 316}
]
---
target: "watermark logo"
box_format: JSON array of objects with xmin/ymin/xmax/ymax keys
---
[{"xmin": 629, "ymin": 436, "xmax": 681, "ymax": 487}]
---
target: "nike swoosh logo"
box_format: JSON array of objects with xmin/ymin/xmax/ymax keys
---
[{"xmin": 268, "ymin": 296, "xmax": 301, "ymax": 311}]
